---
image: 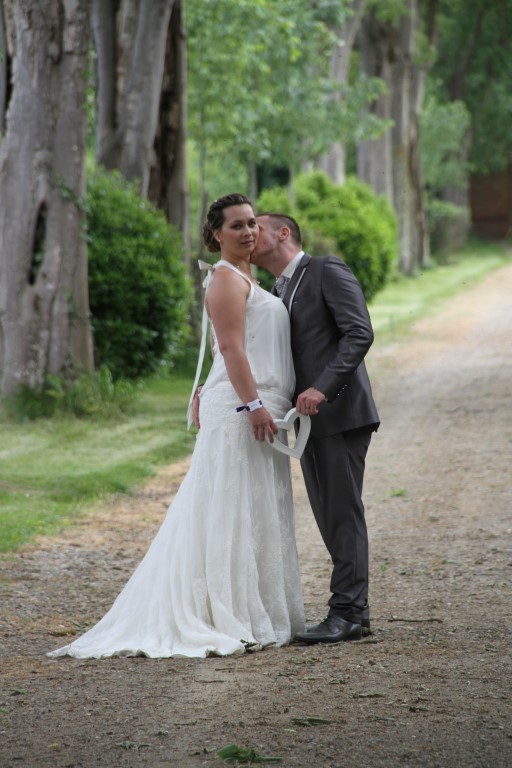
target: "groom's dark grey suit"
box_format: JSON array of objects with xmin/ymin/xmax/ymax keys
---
[{"xmin": 280, "ymin": 253, "xmax": 379, "ymax": 625}]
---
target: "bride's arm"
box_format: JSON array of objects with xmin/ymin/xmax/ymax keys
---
[{"xmin": 206, "ymin": 269, "xmax": 278, "ymax": 443}]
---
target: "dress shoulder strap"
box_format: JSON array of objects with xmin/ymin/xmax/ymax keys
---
[{"xmin": 215, "ymin": 259, "xmax": 255, "ymax": 295}]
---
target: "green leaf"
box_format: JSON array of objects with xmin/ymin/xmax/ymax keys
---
[
  {"xmin": 290, "ymin": 716, "xmax": 332, "ymax": 727},
  {"xmin": 217, "ymin": 743, "xmax": 283, "ymax": 763},
  {"xmin": 116, "ymin": 741, "xmax": 151, "ymax": 750}
]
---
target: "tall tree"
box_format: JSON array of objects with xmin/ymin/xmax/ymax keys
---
[
  {"xmin": 358, "ymin": 0, "xmax": 436, "ymax": 273},
  {"xmin": 357, "ymin": 9, "xmax": 395, "ymax": 201},
  {"xmin": 147, "ymin": 0, "xmax": 189, "ymax": 249},
  {"xmin": 317, "ymin": 0, "xmax": 368, "ymax": 184},
  {"xmin": 0, "ymin": 0, "xmax": 93, "ymax": 396},
  {"xmin": 390, "ymin": 0, "xmax": 432, "ymax": 273},
  {"xmin": 92, "ymin": 0, "xmax": 188, "ymax": 237},
  {"xmin": 0, "ymin": 0, "xmax": 8, "ymax": 133}
]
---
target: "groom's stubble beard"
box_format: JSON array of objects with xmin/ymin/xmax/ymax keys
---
[{"xmin": 249, "ymin": 249, "xmax": 265, "ymax": 268}]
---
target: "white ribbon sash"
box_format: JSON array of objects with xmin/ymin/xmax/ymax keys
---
[{"xmin": 186, "ymin": 260, "xmax": 214, "ymax": 429}]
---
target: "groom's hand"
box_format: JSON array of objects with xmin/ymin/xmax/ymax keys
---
[
  {"xmin": 248, "ymin": 407, "xmax": 279, "ymax": 443},
  {"xmin": 296, "ymin": 387, "xmax": 326, "ymax": 415}
]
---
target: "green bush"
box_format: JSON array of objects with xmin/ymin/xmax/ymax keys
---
[
  {"xmin": 257, "ymin": 186, "xmax": 293, "ymax": 216},
  {"xmin": 87, "ymin": 171, "xmax": 192, "ymax": 379},
  {"xmin": 256, "ymin": 171, "xmax": 397, "ymax": 300}
]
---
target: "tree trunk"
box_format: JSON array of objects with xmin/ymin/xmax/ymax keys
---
[
  {"xmin": 390, "ymin": 4, "xmax": 416, "ymax": 273},
  {"xmin": 358, "ymin": 0, "xmax": 434, "ymax": 274},
  {"xmin": 147, "ymin": 0, "xmax": 189, "ymax": 262},
  {"xmin": 391, "ymin": 0, "xmax": 433, "ymax": 273},
  {"xmin": 357, "ymin": 10, "xmax": 395, "ymax": 204},
  {"xmin": 0, "ymin": 0, "xmax": 9, "ymax": 133},
  {"xmin": 93, "ymin": 0, "xmax": 190, "ymax": 258},
  {"xmin": 0, "ymin": 0, "xmax": 93, "ymax": 397},
  {"xmin": 91, "ymin": 0, "xmax": 118, "ymax": 164},
  {"xmin": 317, "ymin": 0, "xmax": 367, "ymax": 184},
  {"xmin": 93, "ymin": 0, "xmax": 175, "ymax": 196}
]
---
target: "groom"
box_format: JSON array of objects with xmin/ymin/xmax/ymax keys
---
[{"xmin": 251, "ymin": 213, "xmax": 379, "ymax": 644}]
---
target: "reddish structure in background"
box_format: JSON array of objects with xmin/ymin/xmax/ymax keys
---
[{"xmin": 470, "ymin": 163, "xmax": 512, "ymax": 239}]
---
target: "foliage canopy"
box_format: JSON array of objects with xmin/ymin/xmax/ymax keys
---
[
  {"xmin": 433, "ymin": 0, "xmax": 512, "ymax": 174},
  {"xmin": 186, "ymin": 0, "xmax": 388, "ymax": 178}
]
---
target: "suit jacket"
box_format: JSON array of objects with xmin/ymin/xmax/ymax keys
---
[{"xmin": 282, "ymin": 253, "xmax": 380, "ymax": 438}]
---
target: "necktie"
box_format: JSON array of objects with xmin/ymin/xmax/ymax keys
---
[{"xmin": 274, "ymin": 275, "xmax": 290, "ymax": 298}]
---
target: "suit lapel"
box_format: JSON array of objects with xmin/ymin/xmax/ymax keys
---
[{"xmin": 283, "ymin": 253, "xmax": 311, "ymax": 316}]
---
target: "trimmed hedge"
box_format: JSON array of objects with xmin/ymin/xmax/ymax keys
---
[
  {"xmin": 86, "ymin": 171, "xmax": 192, "ymax": 379},
  {"xmin": 257, "ymin": 171, "xmax": 397, "ymax": 300}
]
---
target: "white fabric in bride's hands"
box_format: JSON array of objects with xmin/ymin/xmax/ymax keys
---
[{"xmin": 48, "ymin": 261, "xmax": 305, "ymax": 659}]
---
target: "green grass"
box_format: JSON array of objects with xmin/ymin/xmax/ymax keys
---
[
  {"xmin": 0, "ymin": 376, "xmax": 195, "ymax": 552},
  {"xmin": 0, "ymin": 239, "xmax": 510, "ymax": 553},
  {"xmin": 369, "ymin": 239, "xmax": 510, "ymax": 341}
]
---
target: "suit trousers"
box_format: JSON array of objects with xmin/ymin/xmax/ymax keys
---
[{"xmin": 300, "ymin": 427, "xmax": 372, "ymax": 624}]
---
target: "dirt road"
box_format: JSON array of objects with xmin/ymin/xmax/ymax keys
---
[{"xmin": 1, "ymin": 262, "xmax": 511, "ymax": 767}]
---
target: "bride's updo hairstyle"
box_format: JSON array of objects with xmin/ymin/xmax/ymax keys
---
[{"xmin": 203, "ymin": 193, "xmax": 253, "ymax": 253}]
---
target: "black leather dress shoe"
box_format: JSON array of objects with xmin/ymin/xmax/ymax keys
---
[{"xmin": 294, "ymin": 615, "xmax": 362, "ymax": 644}]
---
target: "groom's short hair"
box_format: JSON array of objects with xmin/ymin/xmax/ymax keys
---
[{"xmin": 257, "ymin": 213, "xmax": 302, "ymax": 247}]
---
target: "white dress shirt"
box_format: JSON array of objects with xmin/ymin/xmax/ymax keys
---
[{"xmin": 278, "ymin": 250, "xmax": 304, "ymax": 280}]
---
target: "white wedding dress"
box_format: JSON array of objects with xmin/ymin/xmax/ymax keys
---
[{"xmin": 48, "ymin": 261, "xmax": 305, "ymax": 659}]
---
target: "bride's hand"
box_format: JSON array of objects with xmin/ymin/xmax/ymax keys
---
[
  {"xmin": 192, "ymin": 386, "xmax": 202, "ymax": 429},
  {"xmin": 248, "ymin": 407, "xmax": 279, "ymax": 443}
]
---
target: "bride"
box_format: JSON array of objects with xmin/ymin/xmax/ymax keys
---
[{"xmin": 48, "ymin": 193, "xmax": 305, "ymax": 659}]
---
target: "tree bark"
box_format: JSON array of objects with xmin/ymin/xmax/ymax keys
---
[
  {"xmin": 357, "ymin": 10, "xmax": 395, "ymax": 204},
  {"xmin": 358, "ymin": 0, "xmax": 435, "ymax": 274},
  {"xmin": 0, "ymin": 0, "xmax": 93, "ymax": 396},
  {"xmin": 0, "ymin": 0, "xmax": 9, "ymax": 133},
  {"xmin": 93, "ymin": 0, "xmax": 175, "ymax": 196},
  {"xmin": 390, "ymin": 4, "xmax": 416, "ymax": 273},
  {"xmin": 93, "ymin": 0, "xmax": 190, "ymax": 258},
  {"xmin": 317, "ymin": 0, "xmax": 367, "ymax": 184},
  {"xmin": 147, "ymin": 0, "xmax": 189, "ymax": 260},
  {"xmin": 391, "ymin": 0, "xmax": 433, "ymax": 273},
  {"xmin": 91, "ymin": 0, "xmax": 118, "ymax": 164},
  {"xmin": 357, "ymin": 10, "xmax": 396, "ymax": 205}
]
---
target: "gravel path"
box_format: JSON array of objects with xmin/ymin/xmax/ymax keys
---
[{"xmin": 1, "ymin": 263, "xmax": 511, "ymax": 767}]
